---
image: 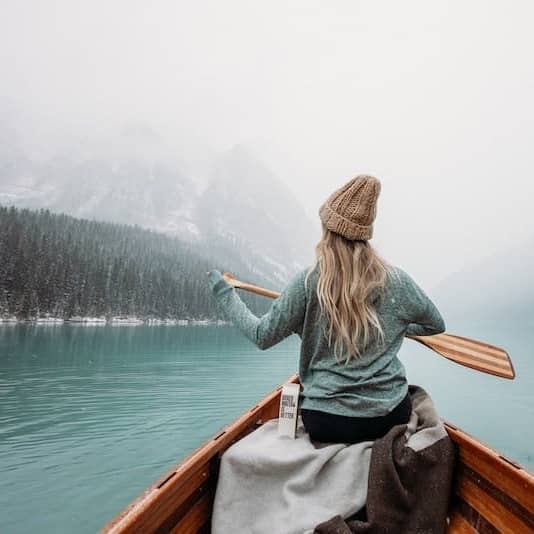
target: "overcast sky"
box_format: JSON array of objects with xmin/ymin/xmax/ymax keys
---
[{"xmin": 1, "ymin": 1, "xmax": 533, "ymax": 287}]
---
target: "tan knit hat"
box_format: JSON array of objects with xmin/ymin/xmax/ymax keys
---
[{"xmin": 319, "ymin": 175, "xmax": 381, "ymax": 241}]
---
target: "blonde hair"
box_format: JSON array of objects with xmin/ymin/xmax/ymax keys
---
[{"xmin": 306, "ymin": 226, "xmax": 391, "ymax": 364}]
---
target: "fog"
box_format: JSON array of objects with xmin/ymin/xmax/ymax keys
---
[{"xmin": 1, "ymin": 0, "xmax": 533, "ymax": 287}]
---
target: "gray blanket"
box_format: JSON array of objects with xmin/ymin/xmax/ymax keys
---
[{"xmin": 211, "ymin": 386, "xmax": 455, "ymax": 534}]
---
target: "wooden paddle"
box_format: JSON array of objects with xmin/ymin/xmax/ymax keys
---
[{"xmin": 222, "ymin": 272, "xmax": 516, "ymax": 380}]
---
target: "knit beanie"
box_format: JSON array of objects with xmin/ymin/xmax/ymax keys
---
[{"xmin": 318, "ymin": 175, "xmax": 381, "ymax": 241}]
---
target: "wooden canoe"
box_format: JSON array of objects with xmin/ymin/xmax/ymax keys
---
[{"xmin": 101, "ymin": 374, "xmax": 534, "ymax": 534}]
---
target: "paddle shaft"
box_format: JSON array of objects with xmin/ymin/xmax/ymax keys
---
[{"xmin": 222, "ymin": 272, "xmax": 515, "ymax": 379}]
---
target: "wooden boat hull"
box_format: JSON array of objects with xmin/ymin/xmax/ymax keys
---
[{"xmin": 101, "ymin": 375, "xmax": 534, "ymax": 534}]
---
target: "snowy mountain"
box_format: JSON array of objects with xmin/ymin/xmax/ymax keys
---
[
  {"xmin": 0, "ymin": 122, "xmax": 40, "ymax": 206},
  {"xmin": 0, "ymin": 124, "xmax": 318, "ymax": 287},
  {"xmin": 0, "ymin": 123, "xmax": 198, "ymax": 235},
  {"xmin": 195, "ymin": 144, "xmax": 317, "ymax": 283}
]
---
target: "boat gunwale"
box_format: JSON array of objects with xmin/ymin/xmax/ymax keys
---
[{"xmin": 100, "ymin": 374, "xmax": 534, "ymax": 533}]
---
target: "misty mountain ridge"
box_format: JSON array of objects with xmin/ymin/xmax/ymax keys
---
[
  {"xmin": 0, "ymin": 122, "xmax": 318, "ymax": 285},
  {"xmin": 434, "ymin": 234, "xmax": 534, "ymax": 325},
  {"xmin": 196, "ymin": 145, "xmax": 317, "ymax": 282}
]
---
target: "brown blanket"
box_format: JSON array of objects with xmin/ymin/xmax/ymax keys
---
[{"xmin": 314, "ymin": 385, "xmax": 456, "ymax": 534}]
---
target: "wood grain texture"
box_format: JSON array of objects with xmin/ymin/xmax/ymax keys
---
[
  {"xmin": 447, "ymin": 510, "xmax": 478, "ymax": 534},
  {"xmin": 409, "ymin": 334, "xmax": 515, "ymax": 379},
  {"xmin": 169, "ymin": 494, "xmax": 212, "ymax": 534},
  {"xmin": 449, "ymin": 499, "xmax": 500, "ymax": 534},
  {"xmin": 456, "ymin": 476, "xmax": 532, "ymax": 533},
  {"xmin": 444, "ymin": 422, "xmax": 534, "ymax": 516}
]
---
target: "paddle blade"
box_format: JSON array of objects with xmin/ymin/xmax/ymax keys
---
[{"xmin": 409, "ymin": 333, "xmax": 515, "ymax": 380}]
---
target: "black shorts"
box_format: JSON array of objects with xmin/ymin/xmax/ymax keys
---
[{"xmin": 301, "ymin": 391, "xmax": 412, "ymax": 444}]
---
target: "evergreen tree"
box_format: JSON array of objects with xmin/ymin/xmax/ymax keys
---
[{"xmin": 0, "ymin": 205, "xmax": 272, "ymax": 321}]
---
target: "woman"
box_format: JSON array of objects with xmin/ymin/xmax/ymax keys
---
[{"xmin": 207, "ymin": 175, "xmax": 445, "ymax": 444}]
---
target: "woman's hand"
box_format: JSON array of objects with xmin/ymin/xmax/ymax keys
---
[{"xmin": 207, "ymin": 269, "xmax": 232, "ymax": 296}]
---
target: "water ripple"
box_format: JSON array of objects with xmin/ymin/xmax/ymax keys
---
[{"xmin": 0, "ymin": 325, "xmax": 298, "ymax": 534}]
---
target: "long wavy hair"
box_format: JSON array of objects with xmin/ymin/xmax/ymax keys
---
[{"xmin": 306, "ymin": 225, "xmax": 391, "ymax": 364}]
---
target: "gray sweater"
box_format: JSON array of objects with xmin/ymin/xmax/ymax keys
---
[{"xmin": 207, "ymin": 265, "xmax": 445, "ymax": 417}]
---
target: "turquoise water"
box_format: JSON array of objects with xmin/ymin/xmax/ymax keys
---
[{"xmin": 0, "ymin": 323, "xmax": 532, "ymax": 533}]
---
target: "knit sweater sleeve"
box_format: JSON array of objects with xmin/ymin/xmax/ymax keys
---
[
  {"xmin": 395, "ymin": 268, "xmax": 446, "ymax": 337},
  {"xmin": 207, "ymin": 270, "xmax": 306, "ymax": 350}
]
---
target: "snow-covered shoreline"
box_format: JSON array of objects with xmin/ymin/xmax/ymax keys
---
[{"xmin": 0, "ymin": 316, "xmax": 229, "ymax": 326}]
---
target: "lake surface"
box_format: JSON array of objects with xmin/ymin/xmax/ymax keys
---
[{"xmin": 1, "ymin": 322, "xmax": 532, "ymax": 533}]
